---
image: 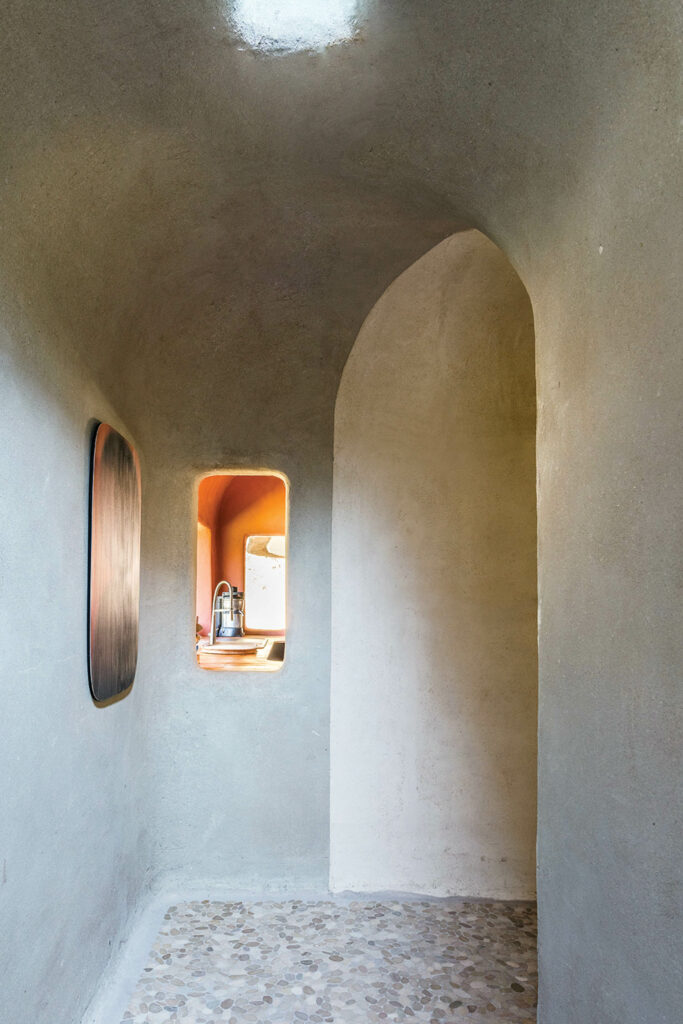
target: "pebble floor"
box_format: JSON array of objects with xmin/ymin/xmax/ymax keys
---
[{"xmin": 121, "ymin": 898, "xmax": 537, "ymax": 1024}]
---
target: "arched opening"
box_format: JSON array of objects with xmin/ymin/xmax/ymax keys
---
[{"xmin": 331, "ymin": 230, "xmax": 538, "ymax": 904}]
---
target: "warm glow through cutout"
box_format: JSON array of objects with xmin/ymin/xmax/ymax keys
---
[{"xmin": 245, "ymin": 535, "xmax": 287, "ymax": 630}]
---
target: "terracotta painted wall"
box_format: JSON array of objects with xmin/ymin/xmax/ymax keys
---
[
  {"xmin": 218, "ymin": 476, "xmax": 287, "ymax": 630},
  {"xmin": 196, "ymin": 474, "xmax": 287, "ymax": 636},
  {"xmin": 196, "ymin": 521, "xmax": 212, "ymax": 636},
  {"xmin": 196, "ymin": 475, "xmax": 233, "ymax": 635}
]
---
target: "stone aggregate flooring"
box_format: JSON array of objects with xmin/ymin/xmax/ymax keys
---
[{"xmin": 121, "ymin": 898, "xmax": 536, "ymax": 1024}]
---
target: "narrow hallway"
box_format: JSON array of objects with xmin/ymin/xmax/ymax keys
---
[{"xmin": 1, "ymin": 3, "xmax": 679, "ymax": 1024}]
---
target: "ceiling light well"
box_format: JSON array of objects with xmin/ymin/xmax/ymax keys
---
[{"xmin": 230, "ymin": 0, "xmax": 358, "ymax": 53}]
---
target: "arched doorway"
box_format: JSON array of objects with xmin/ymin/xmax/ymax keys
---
[{"xmin": 330, "ymin": 230, "xmax": 538, "ymax": 899}]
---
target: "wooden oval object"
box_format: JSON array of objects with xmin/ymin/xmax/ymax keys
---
[{"xmin": 88, "ymin": 424, "xmax": 141, "ymax": 704}]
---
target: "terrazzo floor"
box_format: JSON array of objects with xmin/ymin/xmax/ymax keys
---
[{"xmin": 121, "ymin": 898, "xmax": 536, "ymax": 1024}]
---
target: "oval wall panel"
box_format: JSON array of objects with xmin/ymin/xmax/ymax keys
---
[{"xmin": 88, "ymin": 424, "xmax": 141, "ymax": 704}]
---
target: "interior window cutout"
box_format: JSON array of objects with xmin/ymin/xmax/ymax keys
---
[{"xmin": 195, "ymin": 471, "xmax": 288, "ymax": 671}]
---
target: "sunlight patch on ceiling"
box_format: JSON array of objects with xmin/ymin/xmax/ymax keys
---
[{"xmin": 231, "ymin": 0, "xmax": 357, "ymax": 53}]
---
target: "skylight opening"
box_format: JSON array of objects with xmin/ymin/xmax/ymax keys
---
[{"xmin": 231, "ymin": 0, "xmax": 357, "ymax": 53}]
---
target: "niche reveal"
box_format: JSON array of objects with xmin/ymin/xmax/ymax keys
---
[{"xmin": 195, "ymin": 471, "xmax": 288, "ymax": 672}]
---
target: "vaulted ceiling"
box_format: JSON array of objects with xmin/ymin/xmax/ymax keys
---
[{"xmin": 0, "ymin": 1, "xmax": 673, "ymax": 456}]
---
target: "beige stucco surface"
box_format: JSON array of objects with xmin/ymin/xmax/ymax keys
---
[
  {"xmin": 331, "ymin": 231, "xmax": 537, "ymax": 898},
  {"xmin": 0, "ymin": 2, "xmax": 680, "ymax": 1022}
]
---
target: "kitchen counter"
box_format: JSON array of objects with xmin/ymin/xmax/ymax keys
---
[{"xmin": 196, "ymin": 636, "xmax": 285, "ymax": 672}]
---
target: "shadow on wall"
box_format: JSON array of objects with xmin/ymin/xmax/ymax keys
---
[
  {"xmin": 0, "ymin": 314, "xmax": 150, "ymax": 1024},
  {"xmin": 331, "ymin": 229, "xmax": 538, "ymax": 899}
]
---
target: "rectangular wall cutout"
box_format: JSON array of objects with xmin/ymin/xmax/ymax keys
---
[{"xmin": 195, "ymin": 471, "xmax": 288, "ymax": 672}]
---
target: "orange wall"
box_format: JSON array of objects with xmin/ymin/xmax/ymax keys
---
[
  {"xmin": 197, "ymin": 475, "xmax": 232, "ymax": 581},
  {"xmin": 196, "ymin": 474, "xmax": 287, "ymax": 636},
  {"xmin": 218, "ymin": 475, "xmax": 286, "ymax": 595},
  {"xmin": 196, "ymin": 521, "xmax": 213, "ymax": 636},
  {"xmin": 196, "ymin": 475, "xmax": 232, "ymax": 636}
]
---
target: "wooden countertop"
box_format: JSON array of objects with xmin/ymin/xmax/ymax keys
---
[{"xmin": 196, "ymin": 637, "xmax": 285, "ymax": 672}]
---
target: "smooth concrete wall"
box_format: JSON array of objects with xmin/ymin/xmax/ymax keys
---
[
  {"xmin": 1, "ymin": 2, "xmax": 680, "ymax": 1021},
  {"xmin": 0, "ymin": 296, "xmax": 152, "ymax": 1022},
  {"xmin": 331, "ymin": 231, "xmax": 537, "ymax": 897},
  {"xmin": 138, "ymin": 453, "xmax": 332, "ymax": 892}
]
